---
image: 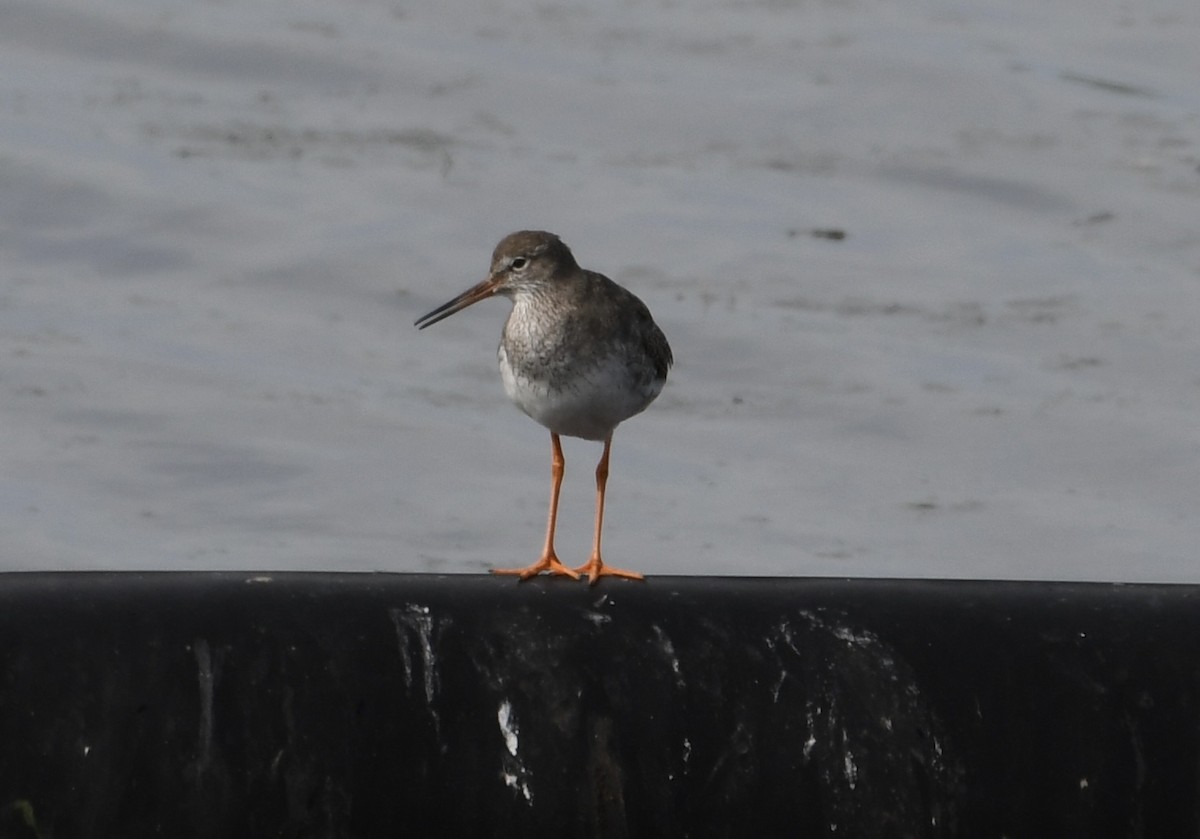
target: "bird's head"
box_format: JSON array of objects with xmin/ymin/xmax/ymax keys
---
[{"xmin": 414, "ymin": 230, "xmax": 578, "ymax": 330}]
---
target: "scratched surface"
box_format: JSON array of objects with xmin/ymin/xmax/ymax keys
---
[
  {"xmin": 1, "ymin": 0, "xmax": 1198, "ymax": 579},
  {"xmin": 0, "ymin": 573, "xmax": 1197, "ymax": 836}
]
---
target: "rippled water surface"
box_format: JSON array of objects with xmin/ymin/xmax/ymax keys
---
[{"xmin": 2, "ymin": 0, "xmax": 1198, "ymax": 580}]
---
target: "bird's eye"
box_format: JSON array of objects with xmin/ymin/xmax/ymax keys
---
[{"xmin": 510, "ymin": 257, "xmax": 528, "ymax": 271}]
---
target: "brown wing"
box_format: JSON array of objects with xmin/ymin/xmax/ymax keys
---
[{"xmin": 581, "ymin": 270, "xmax": 673, "ymax": 381}]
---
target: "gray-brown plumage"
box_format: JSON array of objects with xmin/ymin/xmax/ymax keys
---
[{"xmin": 415, "ymin": 230, "xmax": 672, "ymax": 584}]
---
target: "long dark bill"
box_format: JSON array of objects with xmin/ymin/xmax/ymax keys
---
[{"xmin": 413, "ymin": 276, "xmax": 500, "ymax": 330}]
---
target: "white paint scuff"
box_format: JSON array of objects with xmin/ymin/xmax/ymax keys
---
[
  {"xmin": 497, "ymin": 700, "xmax": 519, "ymax": 757},
  {"xmin": 388, "ymin": 604, "xmax": 441, "ymax": 737},
  {"xmin": 843, "ymin": 750, "xmax": 858, "ymax": 790},
  {"xmin": 651, "ymin": 624, "xmax": 684, "ymax": 686},
  {"xmin": 497, "ymin": 700, "xmax": 533, "ymax": 804}
]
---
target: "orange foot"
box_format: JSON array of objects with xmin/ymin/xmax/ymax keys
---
[
  {"xmin": 573, "ymin": 555, "xmax": 646, "ymax": 586},
  {"xmin": 492, "ymin": 554, "xmax": 581, "ymax": 581}
]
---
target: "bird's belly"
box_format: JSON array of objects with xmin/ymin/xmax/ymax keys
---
[{"xmin": 499, "ymin": 347, "xmax": 662, "ymax": 442}]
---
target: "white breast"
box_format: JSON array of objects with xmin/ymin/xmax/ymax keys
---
[{"xmin": 498, "ymin": 343, "xmax": 662, "ymax": 442}]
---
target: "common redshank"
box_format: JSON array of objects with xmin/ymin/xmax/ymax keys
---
[{"xmin": 414, "ymin": 231, "xmax": 672, "ymax": 585}]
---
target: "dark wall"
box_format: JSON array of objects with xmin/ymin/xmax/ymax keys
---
[{"xmin": 0, "ymin": 573, "xmax": 1197, "ymax": 838}]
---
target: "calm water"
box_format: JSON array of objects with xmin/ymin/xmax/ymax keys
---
[{"xmin": 2, "ymin": 0, "xmax": 1198, "ymax": 580}]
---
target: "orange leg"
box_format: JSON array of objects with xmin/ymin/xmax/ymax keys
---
[
  {"xmin": 492, "ymin": 432, "xmax": 580, "ymax": 581},
  {"xmin": 574, "ymin": 434, "xmax": 645, "ymax": 585}
]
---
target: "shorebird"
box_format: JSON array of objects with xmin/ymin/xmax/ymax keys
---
[{"xmin": 415, "ymin": 231, "xmax": 672, "ymax": 584}]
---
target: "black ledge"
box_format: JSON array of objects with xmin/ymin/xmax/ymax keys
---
[{"xmin": 0, "ymin": 572, "xmax": 1197, "ymax": 838}]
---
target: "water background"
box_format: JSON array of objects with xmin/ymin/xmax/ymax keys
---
[{"xmin": 2, "ymin": 0, "xmax": 1198, "ymax": 580}]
